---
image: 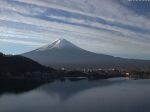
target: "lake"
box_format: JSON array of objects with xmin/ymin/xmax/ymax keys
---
[{"xmin": 0, "ymin": 78, "xmax": 150, "ymax": 112}]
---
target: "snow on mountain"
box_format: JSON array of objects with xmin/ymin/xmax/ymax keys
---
[
  {"xmin": 22, "ymin": 39, "xmax": 150, "ymax": 69},
  {"xmin": 35, "ymin": 38, "xmax": 81, "ymax": 51}
]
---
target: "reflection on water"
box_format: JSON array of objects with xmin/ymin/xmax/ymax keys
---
[{"xmin": 0, "ymin": 78, "xmax": 150, "ymax": 112}]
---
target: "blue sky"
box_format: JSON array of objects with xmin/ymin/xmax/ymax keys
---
[{"xmin": 0, "ymin": 0, "xmax": 150, "ymax": 59}]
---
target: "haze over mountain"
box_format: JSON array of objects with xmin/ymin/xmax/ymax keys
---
[{"xmin": 22, "ymin": 39, "xmax": 150, "ymax": 69}]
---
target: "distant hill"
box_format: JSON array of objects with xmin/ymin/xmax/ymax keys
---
[
  {"xmin": 0, "ymin": 53, "xmax": 55, "ymax": 79},
  {"xmin": 22, "ymin": 39, "xmax": 150, "ymax": 69}
]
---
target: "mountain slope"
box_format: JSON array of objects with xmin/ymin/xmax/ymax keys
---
[
  {"xmin": 36, "ymin": 38, "xmax": 81, "ymax": 51},
  {"xmin": 22, "ymin": 39, "xmax": 150, "ymax": 69},
  {"xmin": 0, "ymin": 53, "xmax": 54, "ymax": 76}
]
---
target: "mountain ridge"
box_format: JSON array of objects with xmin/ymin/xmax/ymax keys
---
[
  {"xmin": 22, "ymin": 39, "xmax": 150, "ymax": 69},
  {"xmin": 0, "ymin": 53, "xmax": 54, "ymax": 76}
]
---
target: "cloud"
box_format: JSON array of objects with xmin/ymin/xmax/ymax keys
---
[
  {"xmin": 0, "ymin": 0, "xmax": 150, "ymax": 59},
  {"xmin": 0, "ymin": 38, "xmax": 44, "ymax": 46},
  {"xmin": 15, "ymin": 0, "xmax": 150, "ymax": 29}
]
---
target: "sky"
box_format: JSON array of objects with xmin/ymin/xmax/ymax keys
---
[{"xmin": 0, "ymin": 0, "xmax": 150, "ymax": 59}]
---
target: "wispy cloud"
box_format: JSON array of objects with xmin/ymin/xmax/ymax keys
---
[{"xmin": 0, "ymin": 0, "xmax": 150, "ymax": 59}]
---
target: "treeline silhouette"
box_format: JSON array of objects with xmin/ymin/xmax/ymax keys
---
[
  {"xmin": 1, "ymin": 52, "xmax": 150, "ymax": 84},
  {"xmin": 0, "ymin": 53, "xmax": 55, "ymax": 79}
]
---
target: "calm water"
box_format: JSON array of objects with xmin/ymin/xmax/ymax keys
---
[{"xmin": 0, "ymin": 78, "xmax": 150, "ymax": 112}]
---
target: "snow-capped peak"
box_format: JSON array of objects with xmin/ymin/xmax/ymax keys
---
[{"xmin": 36, "ymin": 38, "xmax": 81, "ymax": 51}]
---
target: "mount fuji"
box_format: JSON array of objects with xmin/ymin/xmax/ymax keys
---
[{"xmin": 22, "ymin": 39, "xmax": 150, "ymax": 69}]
